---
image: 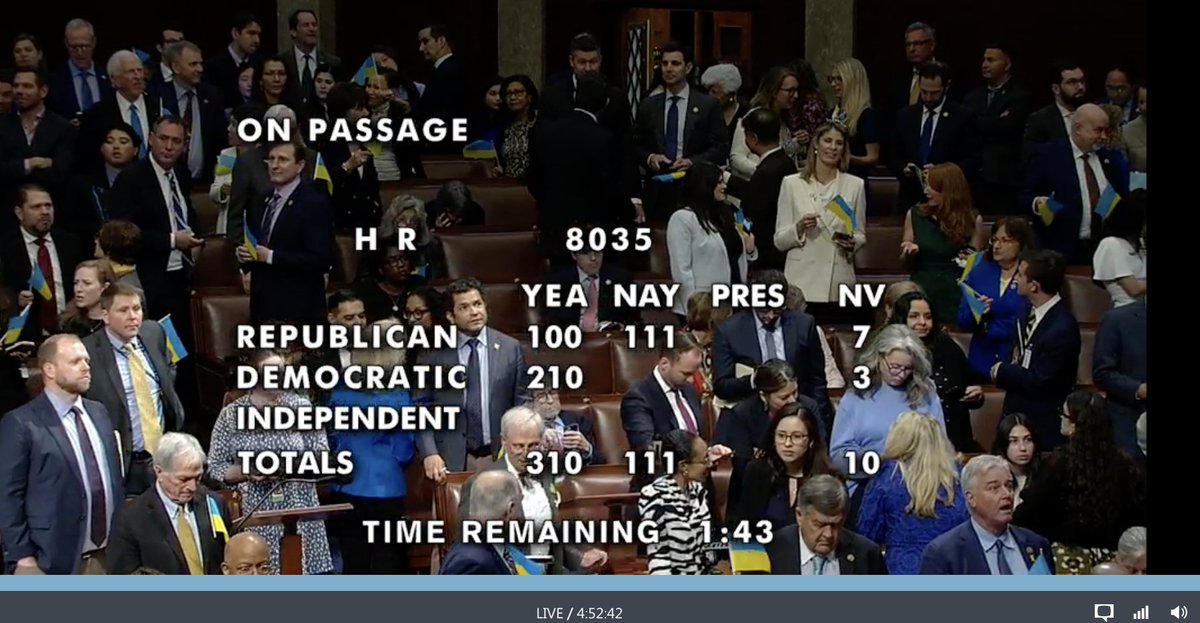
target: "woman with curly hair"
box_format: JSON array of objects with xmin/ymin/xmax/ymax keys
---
[{"xmin": 1013, "ymin": 390, "xmax": 1146, "ymax": 574}]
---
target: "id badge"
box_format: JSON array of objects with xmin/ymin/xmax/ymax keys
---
[
  {"xmin": 1021, "ymin": 349, "xmax": 1033, "ymax": 369},
  {"xmin": 270, "ymin": 489, "xmax": 286, "ymax": 505}
]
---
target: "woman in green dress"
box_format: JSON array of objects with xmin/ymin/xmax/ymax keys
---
[{"xmin": 900, "ymin": 163, "xmax": 986, "ymax": 326}]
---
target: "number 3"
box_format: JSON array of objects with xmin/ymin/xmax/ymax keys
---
[{"xmin": 852, "ymin": 365, "xmax": 870, "ymax": 390}]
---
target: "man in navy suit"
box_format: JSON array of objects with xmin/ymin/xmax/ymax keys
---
[
  {"xmin": 920, "ymin": 455, "xmax": 1053, "ymax": 575},
  {"xmin": 0, "ymin": 333, "xmax": 125, "ymax": 575},
  {"xmin": 1021, "ymin": 103, "xmax": 1129, "ymax": 265},
  {"xmin": 990, "ymin": 250, "xmax": 1080, "ymax": 451},
  {"xmin": 621, "ymin": 331, "xmax": 722, "ymax": 451},
  {"xmin": 155, "ymin": 41, "xmax": 226, "ymax": 184},
  {"xmin": 47, "ymin": 19, "xmax": 111, "ymax": 121},
  {"xmin": 235, "ymin": 141, "xmax": 334, "ymax": 326},
  {"xmin": 711, "ymin": 270, "xmax": 830, "ymax": 424},
  {"xmin": 1093, "ymin": 298, "xmax": 1147, "ymax": 462},
  {"xmin": 416, "ymin": 24, "xmax": 467, "ymax": 153},
  {"xmin": 440, "ymin": 470, "xmax": 523, "ymax": 575},
  {"xmin": 541, "ymin": 233, "xmax": 638, "ymax": 331}
]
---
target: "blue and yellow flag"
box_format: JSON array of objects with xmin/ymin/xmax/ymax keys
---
[
  {"xmin": 160, "ymin": 315, "xmax": 188, "ymax": 364},
  {"xmin": 734, "ymin": 208, "xmax": 753, "ymax": 234},
  {"xmin": 729, "ymin": 542, "xmax": 771, "ymax": 574},
  {"xmin": 506, "ymin": 545, "xmax": 543, "ymax": 575},
  {"xmin": 215, "ymin": 148, "xmax": 238, "ymax": 178},
  {"xmin": 352, "ymin": 55, "xmax": 379, "ymax": 86},
  {"xmin": 132, "ymin": 48, "xmax": 151, "ymax": 64},
  {"xmin": 29, "ymin": 264, "xmax": 52, "ymax": 301},
  {"xmin": 242, "ymin": 219, "xmax": 260, "ymax": 261},
  {"xmin": 1036, "ymin": 196, "xmax": 1064, "ymax": 226},
  {"xmin": 1029, "ymin": 552, "xmax": 1052, "ymax": 575},
  {"xmin": 959, "ymin": 250, "xmax": 985, "ymax": 283},
  {"xmin": 462, "ymin": 139, "xmax": 498, "ymax": 160},
  {"xmin": 314, "ymin": 153, "xmax": 333, "ymax": 193},
  {"xmin": 827, "ymin": 194, "xmax": 857, "ymax": 233},
  {"xmin": 1095, "ymin": 185, "xmax": 1121, "ymax": 221},
  {"xmin": 651, "ymin": 170, "xmax": 686, "ymax": 183},
  {"xmin": 960, "ymin": 282, "xmax": 988, "ymax": 324},
  {"xmin": 207, "ymin": 496, "xmax": 229, "ymax": 540},
  {"xmin": 3, "ymin": 305, "xmax": 30, "ymax": 346}
]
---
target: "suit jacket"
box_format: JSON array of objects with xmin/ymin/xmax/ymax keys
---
[
  {"xmin": 245, "ymin": 180, "xmax": 335, "ymax": 325},
  {"xmin": 559, "ymin": 409, "xmax": 603, "ymax": 465},
  {"xmin": 224, "ymin": 144, "xmax": 317, "ymax": 240},
  {"xmin": 0, "ymin": 227, "xmax": 82, "ymax": 343},
  {"xmin": 889, "ymin": 101, "xmax": 979, "ymax": 208},
  {"xmin": 1022, "ymin": 104, "xmax": 1069, "ymax": 162},
  {"xmin": 416, "ymin": 328, "xmax": 530, "ymax": 471},
  {"xmin": 1092, "ymin": 300, "xmax": 1147, "ymax": 456},
  {"xmin": 81, "ymin": 322, "xmax": 186, "ymax": 472},
  {"xmin": 79, "ymin": 92, "xmax": 163, "ymax": 172},
  {"xmin": 539, "ymin": 76, "xmax": 639, "ymax": 200},
  {"xmin": 883, "ymin": 64, "xmax": 963, "ymax": 151},
  {"xmin": 61, "ymin": 168, "xmax": 116, "ymax": 249},
  {"xmin": 633, "ymin": 88, "xmax": 729, "ymax": 171},
  {"xmin": 774, "ymin": 172, "xmax": 867, "ymax": 304},
  {"xmin": 0, "ymin": 108, "xmax": 78, "ymax": 197},
  {"xmin": 766, "ymin": 525, "xmax": 887, "ymax": 575},
  {"xmin": 620, "ymin": 373, "xmax": 706, "ymax": 452},
  {"xmin": 439, "ymin": 542, "xmax": 513, "ymax": 575},
  {"xmin": 156, "ymin": 81, "xmax": 227, "ymax": 182},
  {"xmin": 725, "ymin": 148, "xmax": 796, "ymax": 270},
  {"xmin": 919, "ymin": 519, "xmax": 1054, "ymax": 575},
  {"xmin": 994, "ymin": 298, "xmax": 1081, "ymax": 450},
  {"xmin": 105, "ymin": 485, "xmax": 229, "ymax": 574},
  {"xmin": 1019, "ymin": 139, "xmax": 1130, "ymax": 261},
  {"xmin": 541, "ymin": 263, "xmax": 638, "ymax": 330},
  {"xmin": 963, "ymin": 81, "xmax": 1032, "ymax": 188},
  {"xmin": 711, "ymin": 310, "xmax": 830, "ymax": 420},
  {"xmin": 418, "ymin": 55, "xmax": 470, "ymax": 126},
  {"xmin": 107, "ymin": 158, "xmax": 196, "ymax": 320},
  {"xmin": 46, "ymin": 62, "xmax": 114, "ymax": 119},
  {"xmin": 282, "ymin": 48, "xmax": 341, "ymax": 105},
  {"xmin": 204, "ymin": 49, "xmax": 262, "ymax": 111},
  {"xmin": 0, "ymin": 394, "xmax": 124, "ymax": 575},
  {"xmin": 714, "ymin": 392, "xmax": 821, "ymax": 515},
  {"xmin": 321, "ymin": 141, "xmax": 382, "ymax": 230}
]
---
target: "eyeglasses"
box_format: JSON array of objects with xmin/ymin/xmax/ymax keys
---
[
  {"xmin": 826, "ymin": 75, "xmax": 843, "ymax": 84},
  {"xmin": 990, "ymin": 235, "xmax": 1017, "ymax": 245},
  {"xmin": 532, "ymin": 391, "xmax": 559, "ymax": 402},
  {"xmin": 905, "ymin": 39, "xmax": 934, "ymax": 48},
  {"xmin": 403, "ymin": 308, "xmax": 429, "ymax": 319},
  {"xmin": 775, "ymin": 432, "xmax": 809, "ymax": 445},
  {"xmin": 883, "ymin": 359, "xmax": 913, "ymax": 375}
]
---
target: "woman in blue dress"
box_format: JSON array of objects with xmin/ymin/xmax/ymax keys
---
[{"xmin": 957, "ymin": 216, "xmax": 1036, "ymax": 381}]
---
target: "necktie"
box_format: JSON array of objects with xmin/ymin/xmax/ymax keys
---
[
  {"xmin": 128, "ymin": 104, "xmax": 146, "ymax": 159},
  {"xmin": 813, "ymin": 556, "xmax": 827, "ymax": 576},
  {"xmin": 34, "ymin": 237, "xmax": 58, "ymax": 333},
  {"xmin": 181, "ymin": 91, "xmax": 195, "ymax": 156},
  {"xmin": 919, "ymin": 109, "xmax": 935, "ymax": 165},
  {"xmin": 673, "ymin": 388, "xmax": 698, "ymax": 434},
  {"xmin": 665, "ymin": 95, "xmax": 681, "ymax": 161},
  {"xmin": 175, "ymin": 505, "xmax": 204, "ymax": 575},
  {"xmin": 302, "ymin": 55, "xmax": 314, "ymax": 96},
  {"xmin": 464, "ymin": 338, "xmax": 485, "ymax": 450},
  {"xmin": 1081, "ymin": 153, "xmax": 1101, "ymax": 212},
  {"xmin": 166, "ymin": 172, "xmax": 189, "ymax": 230},
  {"xmin": 126, "ymin": 342, "xmax": 162, "ymax": 454},
  {"xmin": 581, "ymin": 276, "xmax": 599, "ymax": 331},
  {"xmin": 1015, "ymin": 308, "xmax": 1037, "ymax": 363},
  {"xmin": 262, "ymin": 191, "xmax": 283, "ymax": 245},
  {"xmin": 908, "ymin": 73, "xmax": 920, "ymax": 105},
  {"xmin": 992, "ymin": 541, "xmax": 1013, "ymax": 575},
  {"xmin": 502, "ymin": 545, "xmax": 519, "ymax": 574},
  {"xmin": 70, "ymin": 406, "xmax": 108, "ymax": 547},
  {"xmin": 761, "ymin": 321, "xmax": 779, "ymax": 362},
  {"xmin": 986, "ymin": 88, "xmax": 998, "ymax": 108},
  {"xmin": 79, "ymin": 71, "xmax": 95, "ymax": 110}
]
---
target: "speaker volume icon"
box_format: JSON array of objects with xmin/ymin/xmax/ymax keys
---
[
  {"xmin": 1173, "ymin": 605, "xmax": 1190, "ymax": 619},
  {"xmin": 1134, "ymin": 606, "xmax": 1150, "ymax": 620}
]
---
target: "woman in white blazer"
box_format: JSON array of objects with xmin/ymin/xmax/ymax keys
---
[
  {"xmin": 668, "ymin": 163, "xmax": 758, "ymax": 318},
  {"xmin": 774, "ymin": 122, "xmax": 867, "ymax": 318}
]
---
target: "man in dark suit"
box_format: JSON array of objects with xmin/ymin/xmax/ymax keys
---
[
  {"xmin": 149, "ymin": 26, "xmax": 186, "ymax": 88},
  {"xmin": 531, "ymin": 389, "xmax": 602, "ymax": 465},
  {"xmin": 963, "ymin": 45, "xmax": 1032, "ymax": 215},
  {"xmin": 890, "ymin": 61, "xmax": 979, "ymax": 209},
  {"xmin": 621, "ymin": 331, "xmax": 714, "ymax": 451},
  {"xmin": 106, "ymin": 432, "xmax": 229, "ymax": 574},
  {"xmin": 440, "ymin": 470, "xmax": 523, "ymax": 575},
  {"xmin": 920, "ymin": 455, "xmax": 1054, "ymax": 575},
  {"xmin": 155, "ymin": 41, "xmax": 226, "ymax": 183},
  {"xmin": 235, "ymin": 141, "xmax": 334, "ymax": 326},
  {"xmin": 1093, "ymin": 298, "xmax": 1147, "ymax": 462},
  {"xmin": 711, "ymin": 270, "xmax": 830, "ymax": 423},
  {"xmin": 416, "ymin": 24, "xmax": 468, "ymax": 154},
  {"xmin": 0, "ymin": 69, "xmax": 78, "ymax": 206},
  {"xmin": 224, "ymin": 106, "xmax": 317, "ymax": 241},
  {"xmin": 418, "ymin": 278, "xmax": 531, "ymax": 481},
  {"xmin": 322, "ymin": 82, "xmax": 383, "ymax": 230},
  {"xmin": 0, "ymin": 334, "xmax": 125, "ymax": 575},
  {"xmin": 1021, "ymin": 104, "xmax": 1129, "ymax": 264},
  {"xmin": 883, "ymin": 23, "xmax": 961, "ymax": 153},
  {"xmin": 81, "ymin": 282, "xmax": 186, "ymax": 496},
  {"xmin": 767, "ymin": 475, "xmax": 887, "ymax": 575},
  {"xmin": 282, "ymin": 9, "xmax": 341, "ymax": 106},
  {"xmin": 1, "ymin": 184, "xmax": 81, "ymax": 342},
  {"xmin": 990, "ymin": 250, "xmax": 1080, "ymax": 451},
  {"xmin": 724, "ymin": 108, "xmax": 796, "ymax": 270},
  {"xmin": 80, "ymin": 50, "xmax": 162, "ymax": 170},
  {"xmin": 633, "ymin": 42, "xmax": 729, "ymax": 220},
  {"xmin": 204, "ymin": 13, "xmax": 262, "ymax": 110},
  {"xmin": 46, "ymin": 19, "xmax": 111, "ymax": 121},
  {"xmin": 60, "ymin": 120, "xmax": 140, "ymax": 246},
  {"xmin": 1023, "ymin": 60, "xmax": 1088, "ymax": 162},
  {"xmin": 541, "ymin": 226, "xmax": 637, "ymax": 332}
]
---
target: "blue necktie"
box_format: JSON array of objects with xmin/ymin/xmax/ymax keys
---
[
  {"xmin": 464, "ymin": 338, "xmax": 485, "ymax": 451},
  {"xmin": 78, "ymin": 71, "xmax": 95, "ymax": 111},
  {"xmin": 919, "ymin": 109, "xmax": 935, "ymax": 165},
  {"xmin": 167, "ymin": 171, "xmax": 189, "ymax": 230},
  {"xmin": 129, "ymin": 104, "xmax": 146, "ymax": 158},
  {"xmin": 992, "ymin": 541, "xmax": 1013, "ymax": 575},
  {"xmin": 665, "ymin": 95, "xmax": 681, "ymax": 161}
]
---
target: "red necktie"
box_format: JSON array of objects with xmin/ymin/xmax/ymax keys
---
[
  {"xmin": 673, "ymin": 389, "xmax": 698, "ymax": 433},
  {"xmin": 181, "ymin": 92, "xmax": 195, "ymax": 156},
  {"xmin": 1081, "ymin": 153, "xmax": 1100, "ymax": 211},
  {"xmin": 35, "ymin": 237, "xmax": 57, "ymax": 333}
]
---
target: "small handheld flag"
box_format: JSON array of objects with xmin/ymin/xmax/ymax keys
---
[
  {"xmin": 1094, "ymin": 185, "xmax": 1121, "ymax": 221},
  {"xmin": 959, "ymin": 250, "xmax": 985, "ymax": 283},
  {"xmin": 207, "ymin": 496, "xmax": 229, "ymax": 540},
  {"xmin": 132, "ymin": 48, "xmax": 151, "ymax": 64},
  {"xmin": 352, "ymin": 55, "xmax": 379, "ymax": 86},
  {"xmin": 960, "ymin": 282, "xmax": 988, "ymax": 324},
  {"xmin": 242, "ymin": 220, "xmax": 260, "ymax": 261},
  {"xmin": 1036, "ymin": 196, "xmax": 1064, "ymax": 226},
  {"xmin": 314, "ymin": 153, "xmax": 333, "ymax": 193},
  {"xmin": 160, "ymin": 314, "xmax": 188, "ymax": 364},
  {"xmin": 734, "ymin": 209, "xmax": 753, "ymax": 234},
  {"xmin": 29, "ymin": 264, "xmax": 52, "ymax": 301},
  {"xmin": 462, "ymin": 139, "xmax": 498, "ymax": 160},
  {"xmin": 827, "ymin": 195, "xmax": 857, "ymax": 233},
  {"xmin": 215, "ymin": 148, "xmax": 238, "ymax": 178},
  {"xmin": 3, "ymin": 306, "xmax": 30, "ymax": 346},
  {"xmin": 729, "ymin": 542, "xmax": 771, "ymax": 574},
  {"xmin": 651, "ymin": 171, "xmax": 686, "ymax": 183},
  {"xmin": 1028, "ymin": 553, "xmax": 1052, "ymax": 575},
  {"xmin": 367, "ymin": 142, "xmax": 384, "ymax": 157},
  {"xmin": 506, "ymin": 545, "xmax": 543, "ymax": 575}
]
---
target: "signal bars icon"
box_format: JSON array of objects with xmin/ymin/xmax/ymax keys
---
[{"xmin": 1134, "ymin": 606, "xmax": 1150, "ymax": 620}]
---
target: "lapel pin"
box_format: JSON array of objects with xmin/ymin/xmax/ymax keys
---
[
  {"xmin": 605, "ymin": 279, "xmax": 612, "ymax": 286},
  {"xmin": 942, "ymin": 111, "xmax": 949, "ymax": 118},
  {"xmin": 692, "ymin": 106, "xmax": 699, "ymax": 113},
  {"xmin": 494, "ymin": 343, "xmax": 500, "ymax": 351},
  {"xmin": 846, "ymin": 553, "xmax": 855, "ymax": 562}
]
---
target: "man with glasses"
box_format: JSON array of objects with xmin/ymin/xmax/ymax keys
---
[
  {"xmin": 885, "ymin": 23, "xmax": 959, "ymax": 152},
  {"xmin": 1023, "ymin": 59, "xmax": 1089, "ymax": 161},
  {"xmin": 766, "ymin": 474, "xmax": 886, "ymax": 575},
  {"xmin": 48, "ymin": 19, "xmax": 111, "ymax": 121},
  {"xmin": 221, "ymin": 532, "xmax": 273, "ymax": 575},
  {"xmin": 1098, "ymin": 66, "xmax": 1137, "ymax": 124},
  {"xmin": 543, "ymin": 228, "xmax": 636, "ymax": 331},
  {"xmin": 529, "ymin": 389, "xmax": 601, "ymax": 464}
]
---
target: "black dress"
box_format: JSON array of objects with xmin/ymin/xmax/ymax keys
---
[{"xmin": 926, "ymin": 331, "xmax": 984, "ymax": 452}]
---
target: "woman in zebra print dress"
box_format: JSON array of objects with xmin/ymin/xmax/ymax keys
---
[{"xmin": 638, "ymin": 430, "xmax": 719, "ymax": 575}]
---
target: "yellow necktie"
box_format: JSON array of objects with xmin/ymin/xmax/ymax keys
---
[
  {"xmin": 125, "ymin": 342, "xmax": 161, "ymax": 454},
  {"xmin": 175, "ymin": 506, "xmax": 204, "ymax": 575},
  {"xmin": 909, "ymin": 75, "xmax": 920, "ymax": 105}
]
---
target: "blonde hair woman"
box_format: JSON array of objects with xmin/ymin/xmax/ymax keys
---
[
  {"xmin": 828, "ymin": 58, "xmax": 880, "ymax": 179},
  {"xmin": 855, "ymin": 411, "xmax": 966, "ymax": 574},
  {"xmin": 774, "ymin": 122, "xmax": 866, "ymax": 319}
]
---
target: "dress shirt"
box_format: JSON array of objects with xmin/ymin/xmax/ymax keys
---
[
  {"xmin": 457, "ymin": 327, "xmax": 492, "ymax": 442},
  {"xmin": 1056, "ymin": 103, "xmax": 1073, "ymax": 138},
  {"xmin": 755, "ymin": 313, "xmax": 786, "ymax": 363},
  {"xmin": 226, "ymin": 45, "xmax": 246, "ymax": 68},
  {"xmin": 262, "ymin": 176, "xmax": 302, "ymax": 259},
  {"xmin": 116, "ymin": 93, "xmax": 150, "ymax": 149},
  {"xmin": 155, "ymin": 482, "xmax": 203, "ymax": 565},
  {"xmin": 662, "ymin": 83, "xmax": 690, "ymax": 161},
  {"xmin": 798, "ymin": 529, "xmax": 839, "ymax": 575},
  {"xmin": 159, "ymin": 63, "xmax": 174, "ymax": 83},
  {"xmin": 1070, "ymin": 140, "xmax": 1109, "ymax": 239},
  {"xmin": 1026, "ymin": 294, "xmax": 1062, "ymax": 338},
  {"xmin": 293, "ymin": 47, "xmax": 316, "ymax": 82},
  {"xmin": 971, "ymin": 518, "xmax": 1028, "ymax": 575},
  {"xmin": 104, "ymin": 164, "xmax": 122, "ymax": 187},
  {"xmin": 577, "ymin": 267, "xmax": 599, "ymax": 326},
  {"xmin": 44, "ymin": 388, "xmax": 116, "ymax": 553},
  {"xmin": 105, "ymin": 328, "xmax": 164, "ymax": 452},
  {"xmin": 172, "ymin": 82, "xmax": 204, "ymax": 178},
  {"xmin": 20, "ymin": 228, "xmax": 66, "ymax": 315},
  {"xmin": 921, "ymin": 100, "xmax": 945, "ymax": 143},
  {"xmin": 149, "ymin": 157, "xmax": 189, "ymax": 270},
  {"xmin": 506, "ymin": 455, "xmax": 553, "ymax": 557},
  {"xmin": 653, "ymin": 366, "xmax": 697, "ymax": 433},
  {"xmin": 19, "ymin": 106, "xmax": 45, "ymax": 145},
  {"xmin": 69, "ymin": 62, "xmax": 101, "ymax": 112},
  {"xmin": 434, "ymin": 52, "xmax": 454, "ymax": 69}
]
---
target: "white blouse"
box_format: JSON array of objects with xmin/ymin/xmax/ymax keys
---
[{"xmin": 1092, "ymin": 236, "xmax": 1146, "ymax": 307}]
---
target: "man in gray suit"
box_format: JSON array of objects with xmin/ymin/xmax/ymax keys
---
[
  {"xmin": 420, "ymin": 277, "xmax": 530, "ymax": 481},
  {"xmin": 456, "ymin": 406, "xmax": 608, "ymax": 574},
  {"xmin": 81, "ymin": 282, "xmax": 185, "ymax": 496},
  {"xmin": 1093, "ymin": 297, "xmax": 1146, "ymax": 462}
]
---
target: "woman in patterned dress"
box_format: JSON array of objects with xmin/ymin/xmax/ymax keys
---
[{"xmin": 639, "ymin": 429, "xmax": 721, "ymax": 575}]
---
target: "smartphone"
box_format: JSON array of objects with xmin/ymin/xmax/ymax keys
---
[{"xmin": 567, "ymin": 423, "xmax": 580, "ymax": 433}]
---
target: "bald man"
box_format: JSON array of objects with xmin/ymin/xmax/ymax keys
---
[
  {"xmin": 1020, "ymin": 102, "xmax": 1130, "ymax": 265},
  {"xmin": 221, "ymin": 532, "xmax": 272, "ymax": 575}
]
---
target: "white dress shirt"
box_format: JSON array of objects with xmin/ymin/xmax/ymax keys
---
[
  {"xmin": 662, "ymin": 83, "xmax": 690, "ymax": 161},
  {"xmin": 1056, "ymin": 102, "xmax": 1073, "ymax": 137},
  {"xmin": 755, "ymin": 313, "xmax": 786, "ymax": 363},
  {"xmin": 116, "ymin": 93, "xmax": 150, "ymax": 144},
  {"xmin": 434, "ymin": 52, "xmax": 454, "ymax": 69},
  {"xmin": 20, "ymin": 228, "xmax": 66, "ymax": 315},
  {"xmin": 653, "ymin": 367, "xmax": 697, "ymax": 433},
  {"xmin": 156, "ymin": 482, "xmax": 204, "ymax": 566},
  {"xmin": 1070, "ymin": 140, "xmax": 1110, "ymax": 239},
  {"xmin": 293, "ymin": 46, "xmax": 316, "ymax": 81},
  {"xmin": 1027, "ymin": 294, "xmax": 1062, "ymax": 337},
  {"xmin": 506, "ymin": 456, "xmax": 553, "ymax": 557},
  {"xmin": 150, "ymin": 157, "xmax": 189, "ymax": 271},
  {"xmin": 798, "ymin": 529, "xmax": 839, "ymax": 575}
]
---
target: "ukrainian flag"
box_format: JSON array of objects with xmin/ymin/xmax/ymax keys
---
[
  {"xmin": 960, "ymin": 282, "xmax": 988, "ymax": 324},
  {"xmin": 1095, "ymin": 185, "xmax": 1121, "ymax": 221},
  {"xmin": 242, "ymin": 220, "xmax": 260, "ymax": 261},
  {"xmin": 352, "ymin": 55, "xmax": 379, "ymax": 86},
  {"xmin": 215, "ymin": 148, "xmax": 238, "ymax": 178},
  {"xmin": 29, "ymin": 264, "xmax": 52, "ymax": 301},
  {"xmin": 1036, "ymin": 196, "xmax": 1063, "ymax": 226},
  {"xmin": 367, "ymin": 142, "xmax": 384, "ymax": 156},
  {"xmin": 133, "ymin": 48, "xmax": 151, "ymax": 64},
  {"xmin": 160, "ymin": 314, "xmax": 188, "ymax": 364},
  {"xmin": 1029, "ymin": 552, "xmax": 1052, "ymax": 575},
  {"xmin": 3, "ymin": 306, "xmax": 29, "ymax": 346},
  {"xmin": 734, "ymin": 208, "xmax": 753, "ymax": 234},
  {"xmin": 729, "ymin": 542, "xmax": 771, "ymax": 574},
  {"xmin": 827, "ymin": 194, "xmax": 857, "ymax": 233},
  {"xmin": 314, "ymin": 153, "xmax": 333, "ymax": 193},
  {"xmin": 462, "ymin": 139, "xmax": 498, "ymax": 160},
  {"xmin": 651, "ymin": 171, "xmax": 686, "ymax": 183},
  {"xmin": 207, "ymin": 496, "xmax": 229, "ymax": 540},
  {"xmin": 506, "ymin": 545, "xmax": 543, "ymax": 575},
  {"xmin": 959, "ymin": 250, "xmax": 985, "ymax": 283}
]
